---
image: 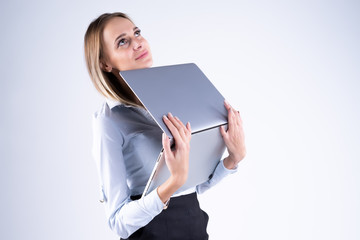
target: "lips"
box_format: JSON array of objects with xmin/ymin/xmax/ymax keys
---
[{"xmin": 135, "ymin": 51, "xmax": 148, "ymax": 60}]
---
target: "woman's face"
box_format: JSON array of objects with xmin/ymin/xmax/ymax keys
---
[{"xmin": 101, "ymin": 17, "xmax": 153, "ymax": 73}]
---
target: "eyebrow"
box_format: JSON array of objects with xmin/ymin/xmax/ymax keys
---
[{"xmin": 114, "ymin": 27, "xmax": 140, "ymax": 45}]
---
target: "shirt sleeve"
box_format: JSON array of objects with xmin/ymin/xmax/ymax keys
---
[
  {"xmin": 92, "ymin": 114, "xmax": 164, "ymax": 239},
  {"xmin": 196, "ymin": 158, "xmax": 238, "ymax": 194}
]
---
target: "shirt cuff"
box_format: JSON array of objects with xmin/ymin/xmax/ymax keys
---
[
  {"xmin": 216, "ymin": 158, "xmax": 238, "ymax": 178},
  {"xmin": 208, "ymin": 158, "xmax": 238, "ymax": 185},
  {"xmin": 141, "ymin": 188, "xmax": 164, "ymax": 214}
]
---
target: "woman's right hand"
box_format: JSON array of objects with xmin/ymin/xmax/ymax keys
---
[{"xmin": 157, "ymin": 112, "xmax": 191, "ymax": 203}]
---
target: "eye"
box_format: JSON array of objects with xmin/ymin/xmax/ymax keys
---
[
  {"xmin": 134, "ymin": 29, "xmax": 141, "ymax": 37},
  {"xmin": 118, "ymin": 38, "xmax": 128, "ymax": 47}
]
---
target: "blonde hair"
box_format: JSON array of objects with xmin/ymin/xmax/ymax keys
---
[{"xmin": 84, "ymin": 12, "xmax": 140, "ymax": 107}]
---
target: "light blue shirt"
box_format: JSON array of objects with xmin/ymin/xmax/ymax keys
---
[{"xmin": 92, "ymin": 99, "xmax": 237, "ymax": 238}]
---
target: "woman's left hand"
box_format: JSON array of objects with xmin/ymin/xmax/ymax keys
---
[{"xmin": 220, "ymin": 100, "xmax": 246, "ymax": 169}]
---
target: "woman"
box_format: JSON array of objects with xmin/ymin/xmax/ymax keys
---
[{"xmin": 84, "ymin": 12, "xmax": 246, "ymax": 240}]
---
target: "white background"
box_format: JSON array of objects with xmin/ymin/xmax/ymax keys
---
[{"xmin": 0, "ymin": 0, "xmax": 359, "ymax": 239}]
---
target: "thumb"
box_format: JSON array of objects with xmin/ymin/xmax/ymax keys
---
[
  {"xmin": 162, "ymin": 133, "xmax": 172, "ymax": 158},
  {"xmin": 220, "ymin": 125, "xmax": 227, "ymax": 138}
]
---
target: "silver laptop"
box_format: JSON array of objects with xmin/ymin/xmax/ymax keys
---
[{"xmin": 119, "ymin": 63, "xmax": 228, "ymax": 196}]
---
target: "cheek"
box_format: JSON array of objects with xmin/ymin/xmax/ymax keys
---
[
  {"xmin": 143, "ymin": 39, "xmax": 151, "ymax": 51},
  {"xmin": 112, "ymin": 51, "xmax": 134, "ymax": 70}
]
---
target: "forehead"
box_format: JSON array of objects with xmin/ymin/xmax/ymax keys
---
[{"xmin": 103, "ymin": 17, "xmax": 135, "ymax": 41}]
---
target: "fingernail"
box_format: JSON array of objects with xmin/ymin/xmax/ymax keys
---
[
  {"xmin": 168, "ymin": 112, "xmax": 173, "ymax": 117},
  {"xmin": 163, "ymin": 115, "xmax": 168, "ymax": 120},
  {"xmin": 162, "ymin": 132, "xmax": 165, "ymax": 140}
]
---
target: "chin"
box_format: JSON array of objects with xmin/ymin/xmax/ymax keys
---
[
  {"xmin": 140, "ymin": 59, "xmax": 153, "ymax": 69},
  {"xmin": 128, "ymin": 58, "xmax": 153, "ymax": 70},
  {"xmin": 146, "ymin": 59, "xmax": 153, "ymax": 68}
]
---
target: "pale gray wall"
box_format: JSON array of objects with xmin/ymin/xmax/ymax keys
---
[{"xmin": 0, "ymin": 0, "xmax": 359, "ymax": 239}]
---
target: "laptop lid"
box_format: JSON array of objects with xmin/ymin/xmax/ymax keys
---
[{"xmin": 119, "ymin": 63, "xmax": 228, "ymax": 138}]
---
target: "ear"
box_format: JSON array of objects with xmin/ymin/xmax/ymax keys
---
[{"xmin": 99, "ymin": 59, "xmax": 113, "ymax": 72}]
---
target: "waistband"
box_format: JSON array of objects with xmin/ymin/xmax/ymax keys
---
[{"xmin": 131, "ymin": 192, "xmax": 199, "ymax": 208}]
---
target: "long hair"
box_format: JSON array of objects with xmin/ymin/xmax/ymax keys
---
[{"xmin": 84, "ymin": 12, "xmax": 140, "ymax": 107}]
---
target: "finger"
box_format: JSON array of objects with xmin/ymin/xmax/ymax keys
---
[
  {"xmin": 225, "ymin": 100, "xmax": 238, "ymax": 114},
  {"xmin": 186, "ymin": 122, "xmax": 191, "ymax": 133},
  {"xmin": 220, "ymin": 125, "xmax": 227, "ymax": 139},
  {"xmin": 225, "ymin": 100, "xmax": 239, "ymax": 113},
  {"xmin": 224, "ymin": 99, "xmax": 231, "ymax": 110},
  {"xmin": 162, "ymin": 132, "xmax": 172, "ymax": 158},
  {"xmin": 224, "ymin": 99, "xmax": 234, "ymax": 116},
  {"xmin": 168, "ymin": 113, "xmax": 186, "ymax": 132},
  {"xmin": 173, "ymin": 115, "xmax": 189, "ymax": 139},
  {"xmin": 231, "ymin": 109, "xmax": 240, "ymax": 126},
  {"xmin": 224, "ymin": 100, "xmax": 240, "ymax": 130},
  {"xmin": 227, "ymin": 106, "xmax": 236, "ymax": 130},
  {"xmin": 163, "ymin": 114, "xmax": 184, "ymax": 146},
  {"xmin": 233, "ymin": 110, "xmax": 244, "ymax": 128},
  {"xmin": 177, "ymin": 118, "xmax": 192, "ymax": 139},
  {"xmin": 184, "ymin": 122, "xmax": 192, "ymax": 141},
  {"xmin": 174, "ymin": 117, "xmax": 192, "ymax": 145}
]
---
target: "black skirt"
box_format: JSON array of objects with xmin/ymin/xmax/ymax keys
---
[{"xmin": 122, "ymin": 192, "xmax": 209, "ymax": 240}]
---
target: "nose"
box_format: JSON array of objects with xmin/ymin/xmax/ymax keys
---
[{"xmin": 133, "ymin": 38, "xmax": 142, "ymax": 51}]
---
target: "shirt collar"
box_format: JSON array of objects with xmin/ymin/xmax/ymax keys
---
[
  {"xmin": 106, "ymin": 98, "xmax": 123, "ymax": 109},
  {"xmin": 106, "ymin": 98, "xmax": 137, "ymax": 110}
]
